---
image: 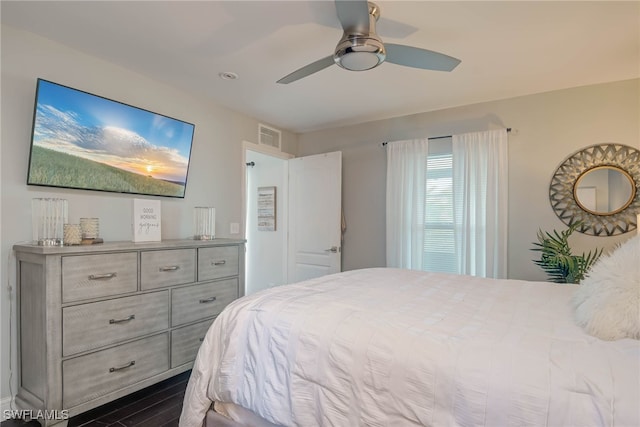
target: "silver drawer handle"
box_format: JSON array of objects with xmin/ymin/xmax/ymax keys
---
[
  {"xmin": 109, "ymin": 314, "xmax": 135, "ymax": 324},
  {"xmin": 159, "ymin": 265, "xmax": 180, "ymax": 272},
  {"xmin": 212, "ymin": 260, "xmax": 226, "ymax": 266},
  {"xmin": 109, "ymin": 360, "xmax": 135, "ymax": 372},
  {"xmin": 88, "ymin": 273, "xmax": 117, "ymax": 280},
  {"xmin": 199, "ymin": 296, "xmax": 217, "ymax": 304}
]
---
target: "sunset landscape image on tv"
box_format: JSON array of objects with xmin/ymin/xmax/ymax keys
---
[{"xmin": 27, "ymin": 79, "xmax": 195, "ymax": 198}]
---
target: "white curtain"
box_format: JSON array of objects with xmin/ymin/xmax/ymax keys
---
[
  {"xmin": 385, "ymin": 139, "xmax": 429, "ymax": 269},
  {"xmin": 452, "ymin": 129, "xmax": 508, "ymax": 278}
]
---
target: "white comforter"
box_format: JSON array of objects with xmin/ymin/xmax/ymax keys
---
[{"xmin": 179, "ymin": 268, "xmax": 640, "ymax": 427}]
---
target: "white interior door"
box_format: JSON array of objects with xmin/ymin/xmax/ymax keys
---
[{"xmin": 288, "ymin": 151, "xmax": 342, "ymax": 283}]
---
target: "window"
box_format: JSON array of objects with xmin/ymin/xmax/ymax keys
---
[
  {"xmin": 423, "ymin": 151, "xmax": 456, "ymax": 273},
  {"xmin": 386, "ymin": 130, "xmax": 508, "ymax": 278}
]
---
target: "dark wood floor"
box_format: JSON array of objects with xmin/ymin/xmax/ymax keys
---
[{"xmin": 2, "ymin": 371, "xmax": 190, "ymax": 427}]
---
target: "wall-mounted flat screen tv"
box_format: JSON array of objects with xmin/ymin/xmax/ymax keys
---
[{"xmin": 27, "ymin": 79, "xmax": 195, "ymax": 198}]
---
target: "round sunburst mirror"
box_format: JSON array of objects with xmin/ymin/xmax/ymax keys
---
[{"xmin": 549, "ymin": 143, "xmax": 640, "ymax": 236}]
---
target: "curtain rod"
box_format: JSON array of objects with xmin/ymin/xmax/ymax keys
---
[{"xmin": 381, "ymin": 128, "xmax": 511, "ymax": 147}]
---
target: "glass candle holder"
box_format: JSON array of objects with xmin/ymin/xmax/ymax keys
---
[
  {"xmin": 63, "ymin": 224, "xmax": 82, "ymax": 245},
  {"xmin": 194, "ymin": 207, "xmax": 215, "ymax": 240},
  {"xmin": 80, "ymin": 217, "xmax": 100, "ymax": 239},
  {"xmin": 32, "ymin": 198, "xmax": 68, "ymax": 246}
]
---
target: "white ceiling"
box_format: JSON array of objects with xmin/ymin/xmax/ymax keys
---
[{"xmin": 3, "ymin": 1, "xmax": 639, "ymax": 134}]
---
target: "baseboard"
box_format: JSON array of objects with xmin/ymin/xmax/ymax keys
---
[{"xmin": 1, "ymin": 395, "xmax": 14, "ymax": 420}]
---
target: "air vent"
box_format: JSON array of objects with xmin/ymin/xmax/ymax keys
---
[{"xmin": 258, "ymin": 124, "xmax": 281, "ymax": 151}]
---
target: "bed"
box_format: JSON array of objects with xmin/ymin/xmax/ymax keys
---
[{"xmin": 179, "ymin": 246, "xmax": 639, "ymax": 427}]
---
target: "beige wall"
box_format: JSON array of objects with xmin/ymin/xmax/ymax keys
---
[
  {"xmin": 0, "ymin": 26, "xmax": 297, "ymax": 406},
  {"xmin": 298, "ymin": 79, "xmax": 640, "ymax": 280}
]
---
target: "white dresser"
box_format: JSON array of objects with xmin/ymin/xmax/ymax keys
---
[{"xmin": 13, "ymin": 238, "xmax": 245, "ymax": 426}]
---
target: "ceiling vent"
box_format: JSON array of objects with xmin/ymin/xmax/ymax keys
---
[{"xmin": 259, "ymin": 124, "xmax": 281, "ymax": 151}]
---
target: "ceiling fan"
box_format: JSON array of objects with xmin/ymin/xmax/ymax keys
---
[{"xmin": 277, "ymin": 0, "xmax": 461, "ymax": 84}]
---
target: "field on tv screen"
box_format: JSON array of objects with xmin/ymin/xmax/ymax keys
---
[{"xmin": 28, "ymin": 146, "xmax": 186, "ymax": 197}]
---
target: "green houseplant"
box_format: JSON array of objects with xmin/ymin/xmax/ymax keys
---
[{"xmin": 531, "ymin": 222, "xmax": 602, "ymax": 284}]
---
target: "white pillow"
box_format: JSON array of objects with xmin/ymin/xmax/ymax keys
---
[{"xmin": 572, "ymin": 234, "xmax": 640, "ymax": 341}]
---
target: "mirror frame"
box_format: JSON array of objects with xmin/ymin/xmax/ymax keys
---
[{"xmin": 549, "ymin": 143, "xmax": 640, "ymax": 236}]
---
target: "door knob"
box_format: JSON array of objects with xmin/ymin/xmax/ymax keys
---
[{"xmin": 324, "ymin": 246, "xmax": 339, "ymax": 253}]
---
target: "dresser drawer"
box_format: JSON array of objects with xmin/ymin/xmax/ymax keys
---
[
  {"xmin": 171, "ymin": 319, "xmax": 213, "ymax": 368},
  {"xmin": 141, "ymin": 249, "xmax": 196, "ymax": 290},
  {"xmin": 171, "ymin": 279, "xmax": 238, "ymax": 326},
  {"xmin": 62, "ymin": 252, "xmax": 138, "ymax": 303},
  {"xmin": 63, "ymin": 333, "xmax": 168, "ymax": 408},
  {"xmin": 63, "ymin": 291, "xmax": 169, "ymax": 356},
  {"xmin": 198, "ymin": 246, "xmax": 239, "ymax": 281}
]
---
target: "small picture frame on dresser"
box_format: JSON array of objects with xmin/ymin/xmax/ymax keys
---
[{"xmin": 132, "ymin": 198, "xmax": 161, "ymax": 242}]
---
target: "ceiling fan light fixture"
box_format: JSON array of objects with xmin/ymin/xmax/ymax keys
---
[
  {"xmin": 334, "ymin": 37, "xmax": 385, "ymax": 71},
  {"xmin": 276, "ymin": 0, "xmax": 461, "ymax": 84}
]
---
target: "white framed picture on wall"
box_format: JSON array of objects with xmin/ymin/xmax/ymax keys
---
[{"xmin": 257, "ymin": 186, "xmax": 276, "ymax": 231}]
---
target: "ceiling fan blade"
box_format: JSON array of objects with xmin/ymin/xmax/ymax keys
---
[
  {"xmin": 277, "ymin": 56, "xmax": 335, "ymax": 84},
  {"xmin": 335, "ymin": 0, "xmax": 370, "ymax": 33},
  {"xmin": 377, "ymin": 17, "xmax": 418, "ymax": 39},
  {"xmin": 385, "ymin": 43, "xmax": 461, "ymax": 72}
]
